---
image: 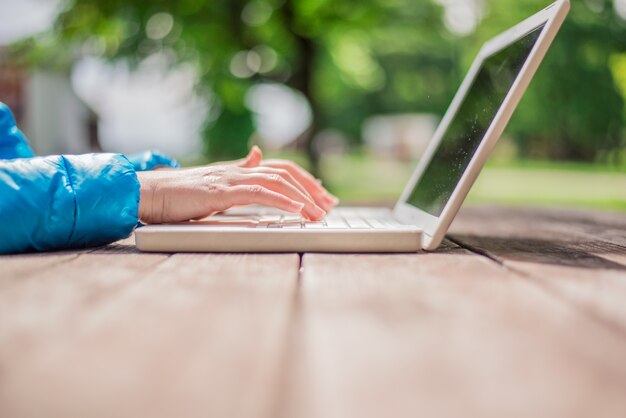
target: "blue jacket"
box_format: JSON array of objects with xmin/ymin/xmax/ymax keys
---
[{"xmin": 0, "ymin": 102, "xmax": 179, "ymax": 254}]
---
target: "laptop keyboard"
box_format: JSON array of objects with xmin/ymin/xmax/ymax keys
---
[{"xmin": 193, "ymin": 209, "xmax": 411, "ymax": 230}]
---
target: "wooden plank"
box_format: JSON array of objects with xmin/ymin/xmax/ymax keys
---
[
  {"xmin": 0, "ymin": 251, "xmax": 85, "ymax": 285},
  {"xmin": 451, "ymin": 206, "xmax": 626, "ymax": 264},
  {"xmin": 0, "ymin": 250, "xmax": 299, "ymax": 418},
  {"xmin": 284, "ymin": 252, "xmax": 626, "ymax": 418},
  {"xmin": 449, "ymin": 206, "xmax": 626, "ymax": 331},
  {"xmin": 0, "ymin": 248, "xmax": 170, "ymax": 418},
  {"xmin": 0, "ymin": 237, "xmax": 137, "ymax": 285}
]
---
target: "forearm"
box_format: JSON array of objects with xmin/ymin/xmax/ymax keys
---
[
  {"xmin": 0, "ymin": 154, "xmax": 140, "ymax": 254},
  {"xmin": 136, "ymin": 170, "xmax": 161, "ymax": 224}
]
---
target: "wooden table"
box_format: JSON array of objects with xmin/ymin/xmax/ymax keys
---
[{"xmin": 2, "ymin": 206, "xmax": 626, "ymax": 418}]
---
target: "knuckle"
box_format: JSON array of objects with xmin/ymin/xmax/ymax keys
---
[
  {"xmin": 268, "ymin": 174, "xmax": 282, "ymax": 183},
  {"xmin": 209, "ymin": 167, "xmax": 226, "ymax": 176},
  {"xmin": 248, "ymin": 185, "xmax": 264, "ymax": 194},
  {"xmin": 210, "ymin": 184, "xmax": 228, "ymax": 198}
]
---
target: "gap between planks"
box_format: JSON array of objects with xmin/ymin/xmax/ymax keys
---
[
  {"xmin": 284, "ymin": 250, "xmax": 626, "ymax": 418},
  {"xmin": 449, "ymin": 234, "xmax": 626, "ymax": 339},
  {"xmin": 0, "ymin": 249, "xmax": 300, "ymax": 418},
  {"xmin": 448, "ymin": 206, "xmax": 626, "ymax": 339}
]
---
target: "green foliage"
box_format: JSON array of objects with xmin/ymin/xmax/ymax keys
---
[
  {"xmin": 205, "ymin": 107, "xmax": 254, "ymax": 160},
  {"xmin": 17, "ymin": 0, "xmax": 626, "ymax": 164},
  {"xmin": 472, "ymin": 0, "xmax": 626, "ymax": 162},
  {"xmin": 38, "ymin": 0, "xmax": 457, "ymax": 162}
]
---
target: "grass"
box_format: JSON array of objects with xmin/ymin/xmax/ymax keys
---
[
  {"xmin": 312, "ymin": 152, "xmax": 626, "ymax": 212},
  {"xmin": 192, "ymin": 149, "xmax": 626, "ymax": 212}
]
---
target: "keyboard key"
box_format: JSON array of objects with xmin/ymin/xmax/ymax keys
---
[
  {"xmin": 258, "ymin": 216, "xmax": 282, "ymax": 224},
  {"xmin": 345, "ymin": 218, "xmax": 371, "ymax": 229},
  {"xmin": 382, "ymin": 220, "xmax": 409, "ymax": 229},
  {"xmin": 304, "ymin": 222, "xmax": 326, "ymax": 229},
  {"xmin": 193, "ymin": 219, "xmax": 259, "ymax": 227},
  {"xmin": 324, "ymin": 218, "xmax": 348, "ymax": 228},
  {"xmin": 282, "ymin": 215, "xmax": 304, "ymax": 223},
  {"xmin": 366, "ymin": 219, "xmax": 387, "ymax": 229},
  {"xmin": 281, "ymin": 223, "xmax": 303, "ymax": 229}
]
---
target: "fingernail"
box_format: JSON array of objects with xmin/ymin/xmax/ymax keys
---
[
  {"xmin": 323, "ymin": 193, "xmax": 340, "ymax": 205},
  {"xmin": 292, "ymin": 202, "xmax": 305, "ymax": 212},
  {"xmin": 310, "ymin": 205, "xmax": 326, "ymax": 220},
  {"xmin": 318, "ymin": 201, "xmax": 332, "ymax": 213}
]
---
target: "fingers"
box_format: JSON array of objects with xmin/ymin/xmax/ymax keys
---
[
  {"xmin": 206, "ymin": 146, "xmax": 263, "ymax": 168},
  {"xmin": 226, "ymin": 185, "xmax": 306, "ymax": 215},
  {"xmin": 249, "ymin": 167, "xmax": 313, "ymax": 200},
  {"xmin": 238, "ymin": 146, "xmax": 263, "ymax": 168},
  {"xmin": 236, "ymin": 172, "xmax": 326, "ymax": 220},
  {"xmin": 236, "ymin": 149, "xmax": 339, "ymax": 212},
  {"xmin": 261, "ymin": 160, "xmax": 339, "ymax": 211},
  {"xmin": 200, "ymin": 149, "xmax": 338, "ymax": 218}
]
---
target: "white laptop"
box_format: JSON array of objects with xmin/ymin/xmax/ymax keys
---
[{"xmin": 136, "ymin": 0, "xmax": 570, "ymax": 253}]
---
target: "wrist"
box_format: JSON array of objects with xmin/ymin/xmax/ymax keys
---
[{"xmin": 137, "ymin": 171, "xmax": 160, "ymax": 224}]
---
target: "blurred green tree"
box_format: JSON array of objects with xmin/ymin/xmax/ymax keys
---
[
  {"xmin": 17, "ymin": 0, "xmax": 455, "ymax": 174},
  {"xmin": 472, "ymin": 0, "xmax": 626, "ymax": 162},
  {"xmin": 11, "ymin": 0, "xmax": 626, "ymax": 169}
]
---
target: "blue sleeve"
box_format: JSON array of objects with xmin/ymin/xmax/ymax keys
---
[
  {"xmin": 0, "ymin": 102, "xmax": 35, "ymax": 159},
  {"xmin": 126, "ymin": 150, "xmax": 180, "ymax": 171},
  {"xmin": 0, "ymin": 153, "xmax": 140, "ymax": 254}
]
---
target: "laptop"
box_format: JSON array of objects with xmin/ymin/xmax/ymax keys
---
[{"xmin": 135, "ymin": 0, "xmax": 570, "ymax": 253}]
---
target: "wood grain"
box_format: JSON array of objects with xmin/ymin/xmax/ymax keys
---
[
  {"xmin": 0, "ymin": 237, "xmax": 137, "ymax": 286},
  {"xmin": 449, "ymin": 206, "xmax": 626, "ymax": 332},
  {"xmin": 0, "ymin": 251, "xmax": 299, "ymax": 418},
  {"xmin": 284, "ymin": 251, "xmax": 626, "ymax": 418},
  {"xmin": 2, "ymin": 206, "xmax": 626, "ymax": 418}
]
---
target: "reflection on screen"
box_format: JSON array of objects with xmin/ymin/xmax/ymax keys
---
[{"xmin": 407, "ymin": 26, "xmax": 544, "ymax": 217}]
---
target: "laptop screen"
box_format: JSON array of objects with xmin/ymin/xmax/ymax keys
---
[{"xmin": 406, "ymin": 25, "xmax": 545, "ymax": 217}]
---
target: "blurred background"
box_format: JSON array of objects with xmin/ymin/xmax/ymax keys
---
[{"xmin": 1, "ymin": 0, "xmax": 625, "ymax": 209}]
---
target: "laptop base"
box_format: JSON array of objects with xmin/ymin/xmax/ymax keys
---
[{"xmin": 135, "ymin": 208, "xmax": 423, "ymax": 253}]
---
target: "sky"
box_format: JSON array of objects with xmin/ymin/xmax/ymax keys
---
[{"xmin": 0, "ymin": 0, "xmax": 61, "ymax": 46}]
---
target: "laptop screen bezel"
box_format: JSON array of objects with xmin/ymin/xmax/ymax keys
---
[{"xmin": 392, "ymin": 0, "xmax": 570, "ymax": 250}]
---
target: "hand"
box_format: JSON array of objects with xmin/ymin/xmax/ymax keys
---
[
  {"xmin": 137, "ymin": 147, "xmax": 339, "ymax": 224},
  {"xmin": 232, "ymin": 146, "xmax": 339, "ymax": 212}
]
